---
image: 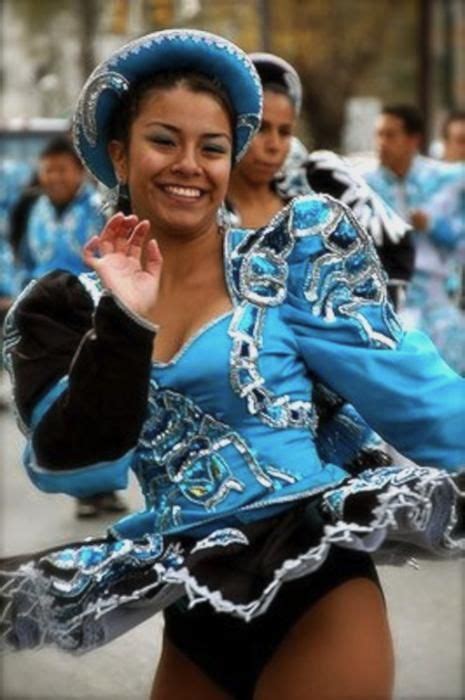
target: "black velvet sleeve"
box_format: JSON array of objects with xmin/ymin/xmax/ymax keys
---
[{"xmin": 5, "ymin": 271, "xmax": 155, "ymax": 471}]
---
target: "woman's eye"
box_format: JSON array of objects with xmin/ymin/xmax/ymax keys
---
[
  {"xmin": 203, "ymin": 144, "xmax": 227, "ymax": 155},
  {"xmin": 150, "ymin": 136, "xmax": 175, "ymax": 146}
]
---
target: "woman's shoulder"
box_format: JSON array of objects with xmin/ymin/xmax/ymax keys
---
[
  {"xmin": 225, "ymin": 194, "xmax": 398, "ymax": 340},
  {"xmin": 226, "ymin": 193, "xmax": 382, "ymax": 298},
  {"xmin": 5, "ymin": 270, "xmax": 99, "ymax": 333}
]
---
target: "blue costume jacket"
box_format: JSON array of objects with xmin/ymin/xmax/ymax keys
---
[{"xmin": 4, "ymin": 195, "xmax": 464, "ymax": 541}]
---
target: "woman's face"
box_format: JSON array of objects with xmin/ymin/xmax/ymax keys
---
[
  {"xmin": 234, "ymin": 90, "xmax": 295, "ymax": 185},
  {"xmin": 110, "ymin": 86, "xmax": 233, "ymax": 237}
]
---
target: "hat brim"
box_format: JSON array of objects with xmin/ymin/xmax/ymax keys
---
[{"xmin": 73, "ymin": 30, "xmax": 263, "ymax": 188}]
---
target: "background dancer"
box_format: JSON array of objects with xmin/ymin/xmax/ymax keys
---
[{"xmin": 228, "ymin": 53, "xmax": 415, "ymax": 311}]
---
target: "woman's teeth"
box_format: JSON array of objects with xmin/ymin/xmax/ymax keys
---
[{"xmin": 164, "ymin": 185, "xmax": 202, "ymax": 198}]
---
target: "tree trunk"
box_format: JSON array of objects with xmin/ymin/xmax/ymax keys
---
[{"xmin": 77, "ymin": 0, "xmax": 101, "ymax": 82}]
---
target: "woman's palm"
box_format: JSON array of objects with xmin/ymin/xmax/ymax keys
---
[{"xmin": 83, "ymin": 213, "xmax": 163, "ymax": 319}]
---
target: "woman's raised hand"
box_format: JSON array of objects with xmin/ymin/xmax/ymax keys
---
[{"xmin": 83, "ymin": 213, "xmax": 162, "ymax": 320}]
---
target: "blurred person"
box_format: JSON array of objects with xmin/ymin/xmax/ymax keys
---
[
  {"xmin": 438, "ymin": 110, "xmax": 465, "ymax": 309},
  {"xmin": 9, "ymin": 172, "xmax": 42, "ymax": 270},
  {"xmin": 0, "ymin": 32, "xmax": 464, "ymax": 700},
  {"xmin": 15, "ymin": 136, "xmax": 103, "ymax": 290},
  {"xmin": 227, "ymin": 52, "xmax": 415, "ymax": 471},
  {"xmin": 228, "ymin": 55, "xmax": 414, "ymax": 311},
  {"xmin": 0, "ymin": 160, "xmax": 32, "ymax": 409},
  {"xmin": 14, "ymin": 136, "xmax": 127, "ymax": 518},
  {"xmin": 365, "ymin": 104, "xmax": 465, "ymax": 374},
  {"xmin": 442, "ymin": 110, "xmax": 465, "ymax": 162},
  {"xmin": 228, "ymin": 53, "xmax": 399, "ymax": 488}
]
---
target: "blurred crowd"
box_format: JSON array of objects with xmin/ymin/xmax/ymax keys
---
[{"xmin": 1, "ymin": 98, "xmax": 464, "ymax": 514}]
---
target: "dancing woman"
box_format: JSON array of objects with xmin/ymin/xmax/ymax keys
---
[{"xmin": 1, "ymin": 30, "xmax": 464, "ymax": 700}]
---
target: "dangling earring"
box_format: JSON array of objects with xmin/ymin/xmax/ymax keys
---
[
  {"xmin": 101, "ymin": 179, "xmax": 130, "ymax": 216},
  {"xmin": 216, "ymin": 201, "xmax": 232, "ymax": 233},
  {"xmin": 101, "ymin": 184, "xmax": 119, "ymax": 215}
]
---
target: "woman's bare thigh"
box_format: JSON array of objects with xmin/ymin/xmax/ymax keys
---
[
  {"xmin": 150, "ymin": 634, "xmax": 233, "ymax": 700},
  {"xmin": 254, "ymin": 577, "xmax": 394, "ymax": 700}
]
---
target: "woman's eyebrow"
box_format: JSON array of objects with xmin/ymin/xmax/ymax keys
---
[
  {"xmin": 143, "ymin": 121, "xmax": 231, "ymax": 141},
  {"xmin": 203, "ymin": 132, "xmax": 232, "ymax": 142}
]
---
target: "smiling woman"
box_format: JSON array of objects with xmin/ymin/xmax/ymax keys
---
[{"xmin": 1, "ymin": 28, "xmax": 465, "ymax": 700}]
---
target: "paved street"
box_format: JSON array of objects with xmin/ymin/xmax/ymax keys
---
[{"xmin": 1, "ymin": 407, "xmax": 464, "ymax": 700}]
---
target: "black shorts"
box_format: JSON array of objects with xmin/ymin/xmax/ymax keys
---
[{"xmin": 164, "ymin": 545, "xmax": 382, "ymax": 699}]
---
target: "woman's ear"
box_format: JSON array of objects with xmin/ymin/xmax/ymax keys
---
[{"xmin": 108, "ymin": 140, "xmax": 128, "ymax": 183}]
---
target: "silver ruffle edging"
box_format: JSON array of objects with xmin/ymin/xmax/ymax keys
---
[{"xmin": 1, "ymin": 465, "xmax": 463, "ymax": 654}]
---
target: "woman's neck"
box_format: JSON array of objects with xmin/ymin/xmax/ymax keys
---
[
  {"xmin": 152, "ymin": 222, "xmax": 223, "ymax": 286},
  {"xmin": 228, "ymin": 171, "xmax": 284, "ymax": 228},
  {"xmin": 229, "ymin": 170, "xmax": 275, "ymax": 206}
]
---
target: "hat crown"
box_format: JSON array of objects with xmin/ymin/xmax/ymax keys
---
[{"xmin": 249, "ymin": 52, "xmax": 302, "ymax": 114}]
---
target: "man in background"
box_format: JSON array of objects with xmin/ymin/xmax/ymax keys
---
[{"xmin": 364, "ymin": 104, "xmax": 464, "ymax": 375}]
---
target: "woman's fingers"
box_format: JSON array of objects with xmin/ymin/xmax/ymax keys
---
[
  {"xmin": 101, "ymin": 213, "xmax": 139, "ymax": 248},
  {"xmin": 145, "ymin": 238, "xmax": 163, "ymax": 277},
  {"xmin": 82, "ymin": 236, "xmax": 100, "ymax": 269},
  {"xmin": 127, "ymin": 220, "xmax": 150, "ymax": 257},
  {"xmin": 88, "ymin": 213, "xmax": 140, "ymax": 256}
]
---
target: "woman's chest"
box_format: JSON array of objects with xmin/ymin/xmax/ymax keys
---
[
  {"xmin": 151, "ymin": 305, "xmax": 315, "ymax": 432},
  {"xmin": 151, "ymin": 290, "xmax": 233, "ymax": 364}
]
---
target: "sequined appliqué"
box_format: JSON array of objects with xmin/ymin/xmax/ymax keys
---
[{"xmin": 133, "ymin": 380, "xmax": 276, "ymax": 531}]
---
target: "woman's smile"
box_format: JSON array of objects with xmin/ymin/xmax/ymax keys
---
[{"xmin": 157, "ymin": 183, "xmax": 207, "ymax": 202}]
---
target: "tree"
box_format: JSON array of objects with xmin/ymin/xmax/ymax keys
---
[{"xmin": 269, "ymin": 0, "xmax": 405, "ymax": 150}]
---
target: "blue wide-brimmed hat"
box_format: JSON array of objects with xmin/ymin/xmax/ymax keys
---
[
  {"xmin": 73, "ymin": 29, "xmax": 263, "ymax": 188},
  {"xmin": 249, "ymin": 53, "xmax": 302, "ymax": 115}
]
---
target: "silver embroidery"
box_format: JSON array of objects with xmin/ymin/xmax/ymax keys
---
[
  {"xmin": 225, "ymin": 194, "xmax": 401, "ymax": 429},
  {"xmin": 78, "ymin": 71, "xmax": 129, "ymax": 147},
  {"xmin": 226, "ymin": 207, "xmax": 317, "ymax": 431},
  {"xmin": 295, "ymin": 196, "xmax": 402, "ymax": 346},
  {"xmin": 133, "ymin": 380, "xmax": 275, "ymax": 531}
]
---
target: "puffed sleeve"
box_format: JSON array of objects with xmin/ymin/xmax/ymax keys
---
[
  {"xmin": 3, "ymin": 270, "xmax": 155, "ymax": 497},
  {"xmin": 281, "ymin": 195, "xmax": 465, "ymax": 470},
  {"xmin": 304, "ymin": 149, "xmax": 415, "ymax": 284}
]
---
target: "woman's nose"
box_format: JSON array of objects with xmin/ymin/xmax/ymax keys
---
[
  {"xmin": 170, "ymin": 147, "xmax": 202, "ymax": 176},
  {"xmin": 265, "ymin": 131, "xmax": 281, "ymax": 152}
]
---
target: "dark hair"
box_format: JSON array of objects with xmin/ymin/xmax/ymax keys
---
[
  {"xmin": 253, "ymin": 62, "xmax": 297, "ymax": 111},
  {"xmin": 39, "ymin": 135, "xmax": 83, "ymax": 166},
  {"xmin": 442, "ymin": 110, "xmax": 465, "ymax": 139},
  {"xmin": 108, "ymin": 70, "xmax": 235, "ymax": 146},
  {"xmin": 381, "ymin": 104, "xmax": 425, "ymax": 136},
  {"xmin": 262, "ymin": 81, "xmax": 292, "ymax": 100}
]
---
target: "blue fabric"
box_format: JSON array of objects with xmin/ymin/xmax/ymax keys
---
[
  {"xmin": 0, "ymin": 161, "xmax": 32, "ymax": 297},
  {"xmin": 21, "ymin": 195, "xmax": 465, "ymax": 538},
  {"xmin": 17, "ymin": 184, "xmax": 105, "ymax": 290},
  {"xmin": 23, "ymin": 441, "xmax": 132, "ymax": 497},
  {"xmin": 24, "ymin": 376, "xmax": 132, "ymax": 496}
]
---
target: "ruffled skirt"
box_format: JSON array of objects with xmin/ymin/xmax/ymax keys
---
[{"xmin": 1, "ymin": 464, "xmax": 464, "ymax": 655}]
